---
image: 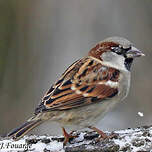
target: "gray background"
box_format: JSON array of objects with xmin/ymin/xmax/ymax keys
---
[{"xmin": 0, "ymin": 0, "xmax": 152, "ymax": 135}]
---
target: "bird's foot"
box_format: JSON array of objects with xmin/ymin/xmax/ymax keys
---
[
  {"xmin": 88, "ymin": 126, "xmax": 117, "ymax": 142},
  {"xmin": 62, "ymin": 127, "xmax": 78, "ymax": 146}
]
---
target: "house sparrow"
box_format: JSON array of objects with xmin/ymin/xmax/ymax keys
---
[{"xmin": 7, "ymin": 37, "xmax": 144, "ymax": 145}]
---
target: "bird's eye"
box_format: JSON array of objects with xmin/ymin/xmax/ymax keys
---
[
  {"xmin": 111, "ymin": 45, "xmax": 132, "ymax": 56},
  {"xmin": 123, "ymin": 46, "xmax": 131, "ymax": 51},
  {"xmin": 111, "ymin": 47, "xmax": 122, "ymax": 55}
]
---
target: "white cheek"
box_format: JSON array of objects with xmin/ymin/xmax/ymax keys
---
[
  {"xmin": 101, "ymin": 52, "xmax": 126, "ymax": 71},
  {"xmin": 114, "ymin": 54, "xmax": 125, "ymax": 66}
]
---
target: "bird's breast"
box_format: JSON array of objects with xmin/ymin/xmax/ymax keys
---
[
  {"xmin": 118, "ymin": 70, "xmax": 131, "ymax": 101},
  {"xmin": 45, "ymin": 71, "xmax": 131, "ymax": 129}
]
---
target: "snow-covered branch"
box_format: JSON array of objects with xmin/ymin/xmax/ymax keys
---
[{"xmin": 1, "ymin": 125, "xmax": 152, "ymax": 152}]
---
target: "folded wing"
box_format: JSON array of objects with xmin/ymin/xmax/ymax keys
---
[{"xmin": 35, "ymin": 57, "xmax": 120, "ymax": 113}]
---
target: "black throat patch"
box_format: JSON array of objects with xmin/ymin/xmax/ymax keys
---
[{"xmin": 124, "ymin": 58, "xmax": 133, "ymax": 71}]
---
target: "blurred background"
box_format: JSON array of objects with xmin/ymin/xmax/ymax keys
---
[{"xmin": 0, "ymin": 0, "xmax": 152, "ymax": 136}]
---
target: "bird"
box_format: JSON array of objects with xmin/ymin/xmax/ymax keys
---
[{"xmin": 7, "ymin": 36, "xmax": 145, "ymax": 145}]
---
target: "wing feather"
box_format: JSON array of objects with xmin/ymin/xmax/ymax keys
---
[{"xmin": 35, "ymin": 57, "xmax": 120, "ymax": 113}]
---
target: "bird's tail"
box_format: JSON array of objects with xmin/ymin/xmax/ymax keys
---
[{"xmin": 7, "ymin": 119, "xmax": 42, "ymax": 140}]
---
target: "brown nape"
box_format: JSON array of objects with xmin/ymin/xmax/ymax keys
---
[{"xmin": 88, "ymin": 42, "xmax": 119, "ymax": 60}]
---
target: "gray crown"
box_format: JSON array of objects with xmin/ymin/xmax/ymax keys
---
[{"xmin": 102, "ymin": 36, "xmax": 133, "ymax": 49}]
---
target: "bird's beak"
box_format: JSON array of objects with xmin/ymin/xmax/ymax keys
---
[{"xmin": 126, "ymin": 46, "xmax": 145, "ymax": 58}]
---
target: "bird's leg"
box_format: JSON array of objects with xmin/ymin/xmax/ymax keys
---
[
  {"xmin": 62, "ymin": 127, "xmax": 77, "ymax": 146},
  {"xmin": 88, "ymin": 126, "xmax": 108, "ymax": 139},
  {"xmin": 88, "ymin": 126, "xmax": 117, "ymax": 141}
]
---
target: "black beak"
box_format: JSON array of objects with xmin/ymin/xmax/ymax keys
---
[{"xmin": 126, "ymin": 46, "xmax": 145, "ymax": 58}]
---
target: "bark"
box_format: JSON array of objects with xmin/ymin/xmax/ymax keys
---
[{"xmin": 0, "ymin": 125, "xmax": 152, "ymax": 152}]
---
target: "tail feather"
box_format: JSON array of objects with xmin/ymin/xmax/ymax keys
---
[{"xmin": 7, "ymin": 119, "xmax": 42, "ymax": 140}]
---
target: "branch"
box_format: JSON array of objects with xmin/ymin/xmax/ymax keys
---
[{"xmin": 0, "ymin": 125, "xmax": 152, "ymax": 152}]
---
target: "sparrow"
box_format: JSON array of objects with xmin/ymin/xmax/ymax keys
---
[{"xmin": 7, "ymin": 37, "xmax": 145, "ymax": 145}]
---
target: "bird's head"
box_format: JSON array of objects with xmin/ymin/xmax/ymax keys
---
[{"xmin": 88, "ymin": 37, "xmax": 145, "ymax": 71}]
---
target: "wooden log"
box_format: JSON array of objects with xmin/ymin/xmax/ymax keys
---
[{"xmin": 0, "ymin": 125, "xmax": 152, "ymax": 152}]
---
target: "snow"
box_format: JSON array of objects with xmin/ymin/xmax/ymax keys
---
[
  {"xmin": 113, "ymin": 127, "xmax": 152, "ymax": 151},
  {"xmin": 32, "ymin": 140, "xmax": 64, "ymax": 152},
  {"xmin": 138, "ymin": 111, "xmax": 144, "ymax": 117},
  {"xmin": 1, "ymin": 126, "xmax": 152, "ymax": 152},
  {"xmin": 0, "ymin": 136, "xmax": 64, "ymax": 152},
  {"xmin": 74, "ymin": 132, "xmax": 85, "ymax": 142},
  {"xmin": 67, "ymin": 132, "xmax": 92, "ymax": 148},
  {"xmin": 114, "ymin": 128, "xmax": 140, "ymax": 134}
]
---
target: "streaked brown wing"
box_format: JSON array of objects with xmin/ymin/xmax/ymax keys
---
[
  {"xmin": 43, "ymin": 83, "xmax": 118, "ymax": 111},
  {"xmin": 35, "ymin": 57, "xmax": 120, "ymax": 113}
]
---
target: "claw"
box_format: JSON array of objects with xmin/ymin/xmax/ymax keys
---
[
  {"xmin": 62, "ymin": 127, "xmax": 77, "ymax": 146},
  {"xmin": 88, "ymin": 126, "xmax": 108, "ymax": 140}
]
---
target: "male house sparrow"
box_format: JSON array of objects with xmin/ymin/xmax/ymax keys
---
[{"xmin": 7, "ymin": 37, "xmax": 144, "ymax": 144}]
